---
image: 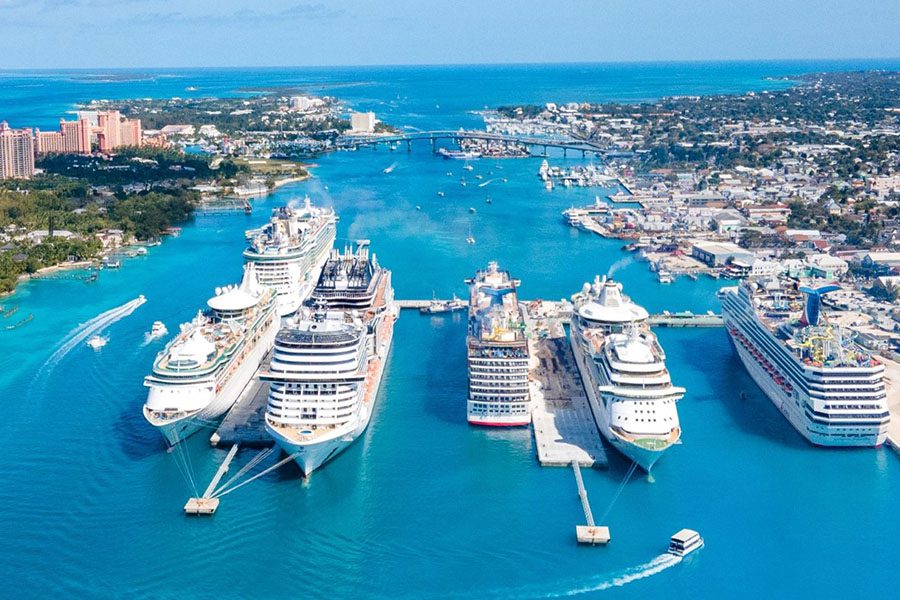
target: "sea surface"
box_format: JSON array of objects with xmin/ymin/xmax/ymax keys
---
[{"xmin": 0, "ymin": 62, "xmax": 898, "ymax": 599}]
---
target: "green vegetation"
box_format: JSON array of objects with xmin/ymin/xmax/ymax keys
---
[
  {"xmin": 37, "ymin": 147, "xmax": 247, "ymax": 186},
  {"xmin": 0, "ymin": 146, "xmax": 238, "ymax": 294}
]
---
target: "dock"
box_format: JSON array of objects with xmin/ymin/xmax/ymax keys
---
[
  {"xmin": 523, "ymin": 304, "xmax": 607, "ymax": 468},
  {"xmin": 572, "ymin": 461, "xmax": 610, "ymax": 544},
  {"xmin": 400, "ymin": 298, "xmax": 722, "ymax": 328},
  {"xmin": 209, "ymin": 372, "xmax": 274, "ymax": 448}
]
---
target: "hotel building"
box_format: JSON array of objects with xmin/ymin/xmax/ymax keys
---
[{"xmin": 0, "ymin": 121, "xmax": 35, "ymax": 179}]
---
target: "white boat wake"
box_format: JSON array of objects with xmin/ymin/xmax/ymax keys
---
[
  {"xmin": 553, "ymin": 553, "xmax": 682, "ymax": 596},
  {"xmin": 383, "ymin": 161, "xmax": 398, "ymax": 174},
  {"xmin": 478, "ymin": 177, "xmax": 501, "ymax": 188},
  {"xmin": 43, "ymin": 295, "xmax": 146, "ymax": 369}
]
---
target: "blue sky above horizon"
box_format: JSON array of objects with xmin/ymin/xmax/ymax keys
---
[{"xmin": 1, "ymin": 0, "xmax": 898, "ymax": 69}]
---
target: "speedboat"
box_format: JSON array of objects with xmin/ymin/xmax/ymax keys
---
[
  {"xmin": 668, "ymin": 529, "xmax": 703, "ymax": 557},
  {"xmin": 87, "ymin": 335, "xmax": 108, "ymax": 350}
]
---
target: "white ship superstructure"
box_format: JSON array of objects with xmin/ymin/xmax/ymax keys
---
[
  {"xmin": 264, "ymin": 241, "xmax": 397, "ymax": 476},
  {"xmin": 466, "ymin": 261, "xmax": 531, "ymax": 426},
  {"xmin": 721, "ymin": 279, "xmax": 889, "ymax": 446},
  {"xmin": 569, "ymin": 276, "xmax": 683, "ymax": 471},
  {"xmin": 143, "ymin": 264, "xmax": 279, "ymax": 445},
  {"xmin": 243, "ymin": 197, "xmax": 337, "ymax": 316}
]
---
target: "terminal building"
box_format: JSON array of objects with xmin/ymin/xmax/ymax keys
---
[{"xmin": 690, "ymin": 240, "xmax": 754, "ymax": 267}]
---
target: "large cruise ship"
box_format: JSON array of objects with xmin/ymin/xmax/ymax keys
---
[
  {"xmin": 243, "ymin": 197, "xmax": 337, "ymax": 317},
  {"xmin": 143, "ymin": 264, "xmax": 279, "ymax": 445},
  {"xmin": 570, "ymin": 276, "xmax": 684, "ymax": 471},
  {"xmin": 465, "ymin": 261, "xmax": 531, "ymax": 426},
  {"xmin": 721, "ymin": 279, "xmax": 889, "ymax": 446},
  {"xmin": 263, "ymin": 241, "xmax": 397, "ymax": 476}
]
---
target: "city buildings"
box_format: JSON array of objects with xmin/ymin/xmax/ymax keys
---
[
  {"xmin": 350, "ymin": 111, "xmax": 376, "ymax": 134},
  {"xmin": 0, "ymin": 121, "xmax": 35, "ymax": 179},
  {"xmin": 34, "ymin": 117, "xmax": 92, "ymax": 155}
]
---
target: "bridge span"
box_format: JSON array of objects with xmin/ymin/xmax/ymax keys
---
[{"xmin": 338, "ymin": 130, "xmax": 608, "ymax": 158}]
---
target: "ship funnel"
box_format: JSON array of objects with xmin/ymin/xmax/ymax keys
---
[{"xmin": 799, "ymin": 283, "xmax": 841, "ymax": 326}]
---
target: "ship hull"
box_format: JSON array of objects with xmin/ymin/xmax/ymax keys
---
[
  {"xmin": 267, "ymin": 308, "xmax": 395, "ymax": 476},
  {"xmin": 569, "ymin": 328, "xmax": 676, "ymax": 472},
  {"xmin": 726, "ymin": 328, "xmax": 887, "ymax": 447},
  {"xmin": 144, "ymin": 309, "xmax": 279, "ymax": 446}
]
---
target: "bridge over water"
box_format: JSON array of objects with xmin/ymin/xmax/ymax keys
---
[{"xmin": 337, "ymin": 130, "xmax": 608, "ymax": 158}]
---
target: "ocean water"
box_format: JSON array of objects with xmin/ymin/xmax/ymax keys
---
[{"xmin": 0, "ymin": 63, "xmax": 898, "ymax": 599}]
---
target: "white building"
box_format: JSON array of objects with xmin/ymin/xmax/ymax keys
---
[{"xmin": 350, "ymin": 111, "xmax": 376, "ymax": 134}]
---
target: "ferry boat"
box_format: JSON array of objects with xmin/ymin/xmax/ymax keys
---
[
  {"xmin": 438, "ymin": 148, "xmax": 482, "ymax": 160},
  {"xmin": 465, "ymin": 262, "xmax": 531, "ymax": 426},
  {"xmin": 420, "ymin": 294, "xmax": 467, "ymax": 315},
  {"xmin": 569, "ymin": 276, "xmax": 684, "ymax": 471},
  {"xmin": 264, "ymin": 241, "xmax": 397, "ymax": 476},
  {"xmin": 243, "ymin": 197, "xmax": 337, "ymax": 317},
  {"xmin": 143, "ymin": 264, "xmax": 279, "ymax": 446},
  {"xmin": 668, "ymin": 529, "xmax": 703, "ymax": 557},
  {"xmin": 721, "ymin": 279, "xmax": 889, "ymax": 446}
]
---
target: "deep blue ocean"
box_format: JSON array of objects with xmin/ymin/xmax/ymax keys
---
[{"xmin": 0, "ymin": 62, "xmax": 898, "ymax": 599}]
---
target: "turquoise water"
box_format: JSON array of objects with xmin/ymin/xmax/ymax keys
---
[{"xmin": 0, "ymin": 63, "xmax": 898, "ymax": 598}]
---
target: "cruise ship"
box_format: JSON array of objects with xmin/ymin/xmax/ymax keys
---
[
  {"xmin": 721, "ymin": 279, "xmax": 889, "ymax": 446},
  {"xmin": 263, "ymin": 241, "xmax": 397, "ymax": 476},
  {"xmin": 143, "ymin": 264, "xmax": 279, "ymax": 445},
  {"xmin": 243, "ymin": 197, "xmax": 337, "ymax": 317},
  {"xmin": 465, "ymin": 261, "xmax": 531, "ymax": 426},
  {"xmin": 570, "ymin": 276, "xmax": 684, "ymax": 471}
]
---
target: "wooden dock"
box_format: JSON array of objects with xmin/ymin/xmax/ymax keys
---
[{"xmin": 524, "ymin": 305, "xmax": 607, "ymax": 468}]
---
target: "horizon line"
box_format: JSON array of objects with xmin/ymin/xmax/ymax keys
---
[{"xmin": 2, "ymin": 56, "xmax": 900, "ymax": 72}]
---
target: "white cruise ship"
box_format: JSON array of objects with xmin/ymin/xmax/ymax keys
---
[
  {"xmin": 721, "ymin": 279, "xmax": 889, "ymax": 446},
  {"xmin": 466, "ymin": 261, "xmax": 531, "ymax": 426},
  {"xmin": 143, "ymin": 264, "xmax": 279, "ymax": 445},
  {"xmin": 570, "ymin": 276, "xmax": 684, "ymax": 471},
  {"xmin": 263, "ymin": 241, "xmax": 397, "ymax": 476},
  {"xmin": 243, "ymin": 197, "xmax": 337, "ymax": 316}
]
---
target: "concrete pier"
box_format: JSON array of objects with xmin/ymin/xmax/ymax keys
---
[
  {"xmin": 210, "ymin": 374, "xmax": 273, "ymax": 448},
  {"xmin": 572, "ymin": 461, "xmax": 610, "ymax": 545},
  {"xmin": 524, "ymin": 303, "xmax": 607, "ymax": 468}
]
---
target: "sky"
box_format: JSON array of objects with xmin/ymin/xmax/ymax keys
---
[{"xmin": 0, "ymin": 0, "xmax": 898, "ymax": 69}]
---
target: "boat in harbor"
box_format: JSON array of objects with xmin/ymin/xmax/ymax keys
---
[
  {"xmin": 87, "ymin": 335, "xmax": 107, "ymax": 350},
  {"xmin": 143, "ymin": 264, "xmax": 279, "ymax": 446},
  {"xmin": 420, "ymin": 294, "xmax": 466, "ymax": 315},
  {"xmin": 264, "ymin": 241, "xmax": 397, "ymax": 476},
  {"xmin": 438, "ymin": 148, "xmax": 482, "ymax": 160},
  {"xmin": 569, "ymin": 276, "xmax": 684, "ymax": 471},
  {"xmin": 465, "ymin": 262, "xmax": 531, "ymax": 426},
  {"xmin": 146, "ymin": 320, "xmax": 168, "ymax": 341},
  {"xmin": 721, "ymin": 279, "xmax": 889, "ymax": 446},
  {"xmin": 657, "ymin": 270, "xmax": 674, "ymax": 284},
  {"xmin": 668, "ymin": 529, "xmax": 704, "ymax": 557},
  {"xmin": 243, "ymin": 197, "xmax": 337, "ymax": 317}
]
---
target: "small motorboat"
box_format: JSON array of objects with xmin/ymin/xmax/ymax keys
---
[
  {"xmin": 87, "ymin": 335, "xmax": 108, "ymax": 350},
  {"xmin": 668, "ymin": 529, "xmax": 703, "ymax": 557},
  {"xmin": 147, "ymin": 321, "xmax": 168, "ymax": 340}
]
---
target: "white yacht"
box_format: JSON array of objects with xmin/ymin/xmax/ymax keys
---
[
  {"xmin": 721, "ymin": 279, "xmax": 889, "ymax": 446},
  {"xmin": 143, "ymin": 264, "xmax": 279, "ymax": 446},
  {"xmin": 264, "ymin": 241, "xmax": 397, "ymax": 476},
  {"xmin": 569, "ymin": 276, "xmax": 684, "ymax": 471},
  {"xmin": 243, "ymin": 197, "xmax": 337, "ymax": 317},
  {"xmin": 466, "ymin": 262, "xmax": 531, "ymax": 426}
]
